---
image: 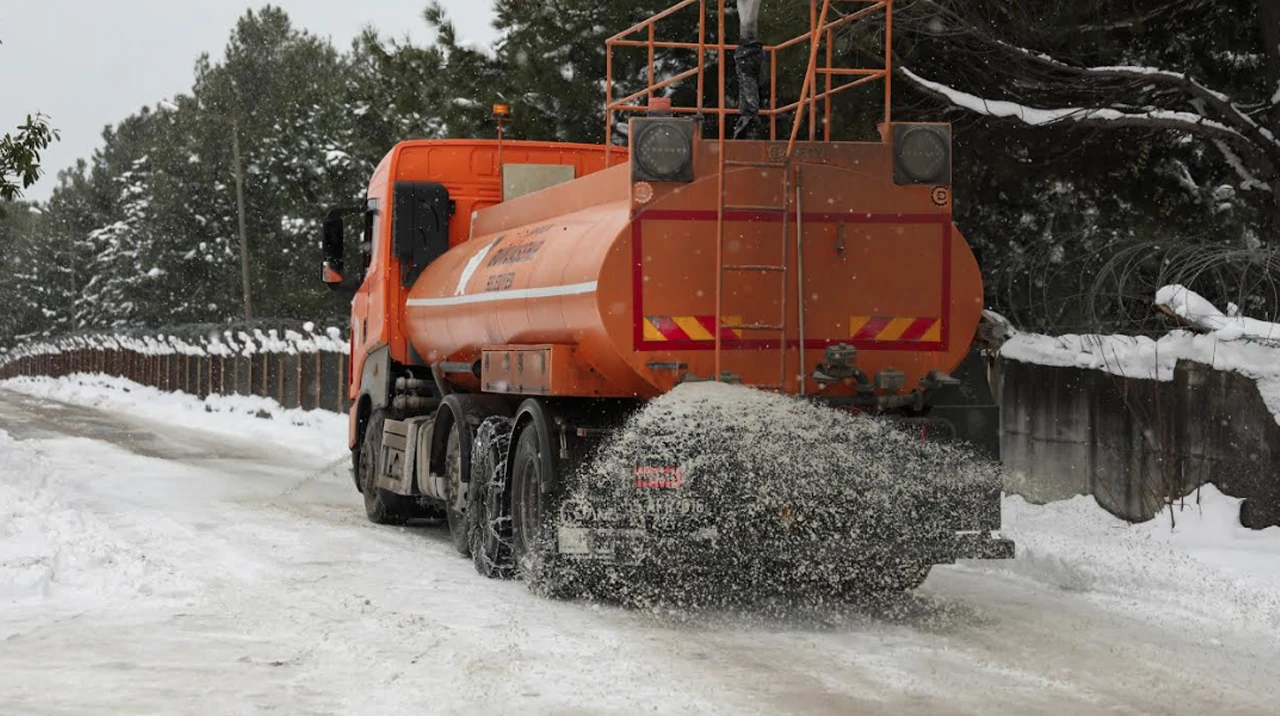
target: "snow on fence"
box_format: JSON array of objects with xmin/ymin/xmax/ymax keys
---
[
  {"xmin": 992, "ymin": 287, "xmax": 1280, "ymax": 530},
  {"xmin": 0, "ymin": 324, "xmax": 353, "ymax": 413}
]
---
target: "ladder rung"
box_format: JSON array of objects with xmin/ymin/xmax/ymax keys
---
[
  {"xmin": 724, "ymin": 160, "xmax": 787, "ymax": 168},
  {"xmin": 734, "ymin": 323, "xmax": 785, "ymax": 331},
  {"xmin": 723, "ymin": 264, "xmax": 786, "ymax": 272},
  {"xmin": 722, "ymin": 205, "xmax": 786, "ymax": 213}
]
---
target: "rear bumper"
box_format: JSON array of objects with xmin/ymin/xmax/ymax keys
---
[{"xmin": 952, "ymin": 531, "xmax": 1015, "ymax": 560}]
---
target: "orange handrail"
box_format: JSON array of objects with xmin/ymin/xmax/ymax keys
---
[
  {"xmin": 787, "ymin": 0, "xmax": 835, "ymax": 156},
  {"xmin": 603, "ymin": 0, "xmax": 893, "ymax": 153}
]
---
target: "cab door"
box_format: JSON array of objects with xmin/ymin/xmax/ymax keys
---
[{"xmin": 350, "ymin": 195, "xmax": 384, "ymax": 400}]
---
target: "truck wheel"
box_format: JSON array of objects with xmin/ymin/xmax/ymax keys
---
[
  {"xmin": 467, "ymin": 416, "xmax": 515, "ymax": 578},
  {"xmin": 443, "ymin": 423, "xmax": 471, "ymax": 555},
  {"xmin": 359, "ymin": 410, "xmax": 408, "ymax": 525},
  {"xmin": 510, "ymin": 422, "xmax": 559, "ymax": 579}
]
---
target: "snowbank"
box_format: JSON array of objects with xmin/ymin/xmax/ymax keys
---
[
  {"xmin": 0, "ymin": 374, "xmax": 347, "ymax": 459},
  {"xmin": 0, "ymin": 431, "xmax": 191, "ymax": 610},
  {"xmin": 977, "ymin": 484, "xmax": 1280, "ymax": 629}
]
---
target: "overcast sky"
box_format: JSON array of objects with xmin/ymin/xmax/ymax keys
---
[{"xmin": 1, "ymin": 1, "xmax": 498, "ymax": 201}]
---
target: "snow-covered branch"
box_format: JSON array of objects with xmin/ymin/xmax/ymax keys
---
[
  {"xmin": 1212, "ymin": 140, "xmax": 1271, "ymax": 193},
  {"xmin": 1155, "ymin": 284, "xmax": 1280, "ymax": 345},
  {"xmin": 900, "ymin": 67, "xmax": 1251, "ymax": 148},
  {"xmin": 1076, "ymin": 65, "xmax": 1278, "ymax": 157},
  {"xmin": 897, "ymin": 0, "xmax": 1280, "ymax": 169}
]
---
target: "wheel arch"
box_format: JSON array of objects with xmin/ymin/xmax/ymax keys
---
[
  {"xmin": 350, "ymin": 392, "xmax": 375, "ymax": 492},
  {"xmin": 430, "ymin": 394, "xmax": 515, "ymax": 481},
  {"xmin": 354, "ymin": 394, "xmax": 373, "ymax": 446},
  {"xmin": 507, "ymin": 398, "xmax": 558, "ymax": 492}
]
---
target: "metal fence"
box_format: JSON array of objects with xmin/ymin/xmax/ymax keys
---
[{"xmin": 0, "ymin": 329, "xmax": 352, "ymax": 414}]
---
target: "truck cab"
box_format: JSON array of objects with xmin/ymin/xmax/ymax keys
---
[{"xmin": 321, "ymin": 138, "xmax": 618, "ymax": 454}]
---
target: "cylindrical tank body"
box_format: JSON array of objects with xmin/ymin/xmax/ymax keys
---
[{"xmin": 405, "ymin": 140, "xmax": 983, "ymax": 401}]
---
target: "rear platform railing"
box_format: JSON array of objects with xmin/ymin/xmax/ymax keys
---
[{"xmin": 603, "ymin": 0, "xmax": 893, "ymax": 162}]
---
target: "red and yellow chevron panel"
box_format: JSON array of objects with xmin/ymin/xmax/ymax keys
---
[
  {"xmin": 849, "ymin": 316, "xmax": 942, "ymax": 342},
  {"xmin": 644, "ymin": 315, "xmax": 744, "ymax": 342}
]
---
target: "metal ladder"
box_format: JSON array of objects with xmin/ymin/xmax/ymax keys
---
[{"xmin": 713, "ymin": 158, "xmax": 799, "ymax": 392}]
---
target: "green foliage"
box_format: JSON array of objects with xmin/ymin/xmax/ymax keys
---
[
  {"xmin": 0, "ymin": 114, "xmax": 60, "ymax": 203},
  {"xmin": 0, "ymin": 1, "xmax": 1274, "ymax": 348}
]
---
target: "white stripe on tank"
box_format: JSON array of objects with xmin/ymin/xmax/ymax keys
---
[
  {"xmin": 454, "ymin": 238, "xmax": 500, "ymax": 295},
  {"xmin": 406, "ymin": 281, "xmax": 599, "ymax": 307}
]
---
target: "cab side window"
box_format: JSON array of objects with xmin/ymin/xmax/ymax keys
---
[{"xmin": 362, "ymin": 197, "xmax": 381, "ymax": 277}]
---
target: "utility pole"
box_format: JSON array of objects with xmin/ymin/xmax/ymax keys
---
[{"xmin": 230, "ymin": 119, "xmax": 253, "ymax": 320}]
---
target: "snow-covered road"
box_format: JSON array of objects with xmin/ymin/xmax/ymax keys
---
[{"xmin": 2, "ymin": 378, "xmax": 1278, "ymax": 715}]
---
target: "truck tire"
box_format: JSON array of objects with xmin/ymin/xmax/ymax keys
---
[
  {"xmin": 467, "ymin": 416, "xmax": 515, "ymax": 578},
  {"xmin": 508, "ymin": 401, "xmax": 588, "ymax": 599},
  {"xmin": 510, "ymin": 422, "xmax": 561, "ymax": 581},
  {"xmin": 359, "ymin": 409, "xmax": 409, "ymax": 525}
]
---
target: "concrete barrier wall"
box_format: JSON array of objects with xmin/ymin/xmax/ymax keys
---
[
  {"xmin": 997, "ymin": 357, "xmax": 1280, "ymax": 529},
  {"xmin": 0, "ymin": 333, "xmax": 352, "ymax": 414}
]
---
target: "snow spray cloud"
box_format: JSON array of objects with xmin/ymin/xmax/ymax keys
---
[{"xmin": 525, "ymin": 382, "xmax": 1004, "ymax": 610}]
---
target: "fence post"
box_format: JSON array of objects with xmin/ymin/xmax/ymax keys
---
[
  {"xmin": 314, "ymin": 353, "xmax": 321, "ymax": 410},
  {"xmin": 338, "ymin": 354, "xmax": 346, "ymax": 413}
]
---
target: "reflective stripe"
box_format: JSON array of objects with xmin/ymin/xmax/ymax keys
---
[
  {"xmin": 877, "ymin": 316, "xmax": 918, "ymax": 342},
  {"xmin": 643, "ymin": 315, "xmax": 743, "ymax": 341},
  {"xmin": 407, "ymin": 281, "xmax": 598, "ymax": 307},
  {"xmin": 850, "ymin": 315, "xmax": 943, "ymax": 342}
]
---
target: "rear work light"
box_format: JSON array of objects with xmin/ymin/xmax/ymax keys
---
[
  {"xmin": 892, "ymin": 123, "xmax": 952, "ymax": 186},
  {"xmin": 631, "ymin": 118, "xmax": 696, "ymax": 183}
]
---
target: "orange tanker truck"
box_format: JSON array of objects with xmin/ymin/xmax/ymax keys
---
[{"xmin": 320, "ymin": 0, "xmax": 1012, "ymax": 595}]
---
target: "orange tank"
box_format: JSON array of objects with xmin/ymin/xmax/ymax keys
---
[{"xmin": 404, "ymin": 136, "xmax": 981, "ymax": 403}]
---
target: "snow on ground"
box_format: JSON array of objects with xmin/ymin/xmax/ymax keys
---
[
  {"xmin": 7, "ymin": 374, "xmax": 1277, "ymax": 624},
  {"xmin": 0, "ymin": 431, "xmax": 193, "ymax": 608},
  {"xmin": 2, "ymin": 376, "xmax": 1280, "ymax": 714},
  {"xmin": 1, "ymin": 373, "xmax": 345, "ymax": 457},
  {"xmin": 970, "ymin": 487, "xmax": 1280, "ymax": 630}
]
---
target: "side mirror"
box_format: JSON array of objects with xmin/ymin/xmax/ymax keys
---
[
  {"xmin": 322, "ymin": 210, "xmax": 345, "ymax": 289},
  {"xmin": 322, "ymin": 205, "xmax": 363, "ymax": 291}
]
